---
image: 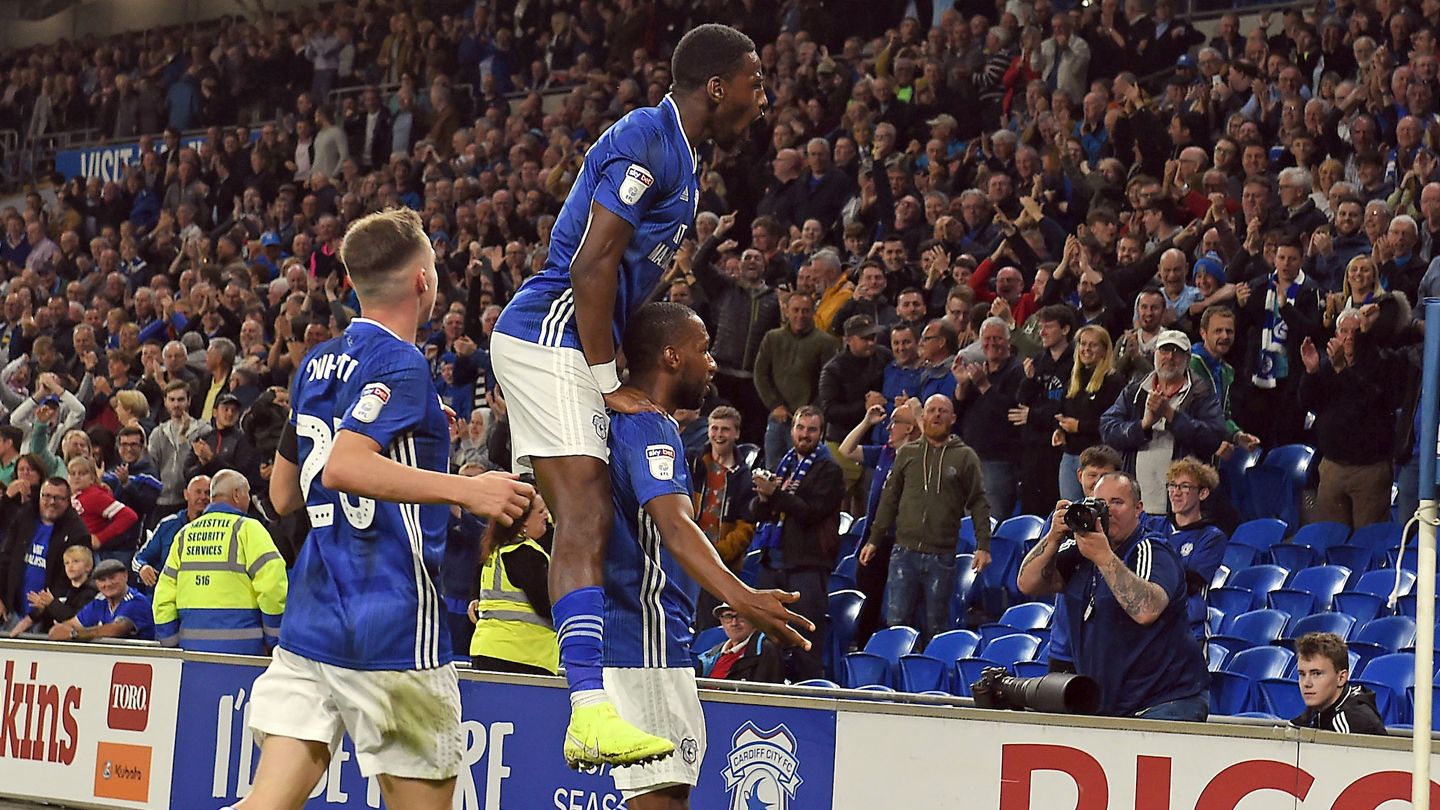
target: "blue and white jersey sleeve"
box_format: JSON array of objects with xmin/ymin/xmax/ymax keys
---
[
  {"xmin": 590, "ymin": 137, "xmax": 664, "ymax": 230},
  {"xmin": 612, "ymin": 412, "xmax": 691, "ymax": 509},
  {"xmin": 339, "ymin": 345, "xmax": 437, "ymax": 451},
  {"xmin": 1126, "ymin": 537, "xmax": 1186, "ymax": 601}
]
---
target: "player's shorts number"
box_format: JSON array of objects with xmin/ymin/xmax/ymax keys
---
[{"xmin": 296, "ymin": 413, "xmax": 376, "ymax": 530}]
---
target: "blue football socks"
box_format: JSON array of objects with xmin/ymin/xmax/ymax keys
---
[{"xmin": 554, "ymin": 586, "xmax": 606, "ymax": 707}]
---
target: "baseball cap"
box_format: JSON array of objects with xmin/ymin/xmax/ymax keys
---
[
  {"xmin": 215, "ymin": 393, "xmax": 241, "ymax": 408},
  {"xmin": 1194, "ymin": 253, "xmax": 1227, "ymax": 285},
  {"xmin": 1176, "ymin": 53, "xmax": 1197, "ymax": 68},
  {"xmin": 1155, "ymin": 329, "xmax": 1192, "ymax": 352},
  {"xmin": 260, "ymin": 231, "xmax": 281, "ymax": 247},
  {"xmin": 39, "ymin": 394, "xmax": 59, "ymax": 408},
  {"xmin": 843, "ymin": 314, "xmax": 882, "ymax": 338},
  {"xmin": 93, "ymin": 559, "xmax": 127, "ymax": 579},
  {"xmin": 439, "ymin": 352, "xmax": 457, "ymax": 365},
  {"xmin": 712, "ymin": 602, "xmax": 738, "ymax": 618},
  {"xmin": 927, "ymin": 113, "xmax": 958, "ymax": 129}
]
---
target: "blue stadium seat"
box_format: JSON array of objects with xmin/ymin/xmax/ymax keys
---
[
  {"xmin": 1013, "ymin": 661, "xmax": 1050, "ymax": 678},
  {"xmin": 977, "ymin": 602, "xmax": 1053, "ymax": 641},
  {"xmin": 978, "ymin": 623, "xmax": 1022, "ymax": 645},
  {"xmin": 854, "ymin": 684, "xmax": 897, "ymax": 697},
  {"xmin": 995, "ymin": 515, "xmax": 1045, "ymax": 544},
  {"xmin": 897, "ymin": 629, "xmax": 980, "ymax": 693},
  {"xmin": 842, "ymin": 625, "xmax": 918, "ymax": 688},
  {"xmin": 838, "ymin": 515, "xmax": 867, "ymax": 559},
  {"xmin": 1405, "ymin": 685, "xmax": 1440, "ymax": 731},
  {"xmin": 1210, "ymin": 564, "xmax": 1291, "ymax": 614},
  {"xmin": 1208, "ymin": 607, "xmax": 1227, "ymax": 635},
  {"xmin": 1348, "ymin": 616, "xmax": 1417, "ymax": 673},
  {"xmin": 955, "ymin": 633, "xmax": 1041, "ymax": 696},
  {"xmin": 1229, "ymin": 519, "xmax": 1289, "ymax": 554},
  {"xmin": 1211, "ymin": 565, "xmax": 1231, "ymax": 590},
  {"xmin": 1350, "ymin": 522, "xmax": 1404, "ymax": 561},
  {"xmin": 1259, "ymin": 444, "xmax": 1316, "ymax": 528},
  {"xmin": 1398, "ymin": 593, "xmax": 1440, "ymax": 620},
  {"xmin": 977, "ymin": 536, "xmax": 1024, "ymax": 617},
  {"xmin": 1352, "ymin": 652, "xmax": 1416, "ymax": 725},
  {"xmin": 1391, "ymin": 546, "xmax": 1420, "ymax": 572},
  {"xmin": 1247, "ymin": 467, "xmax": 1300, "ymax": 529},
  {"xmin": 1334, "ymin": 569, "xmax": 1415, "ymax": 626},
  {"xmin": 740, "ymin": 548, "xmax": 763, "ymax": 587},
  {"xmin": 1274, "ymin": 612, "xmax": 1356, "ymax": 650},
  {"xmin": 1268, "ymin": 544, "xmax": 1320, "ymax": 572},
  {"xmin": 950, "ymin": 553, "xmax": 980, "ymax": 629},
  {"xmin": 829, "ymin": 553, "xmax": 858, "ymax": 592},
  {"xmin": 1258, "ymin": 677, "xmax": 1305, "ymax": 720},
  {"xmin": 1209, "ymin": 609, "xmax": 1291, "ymax": 662},
  {"xmin": 825, "ymin": 589, "xmax": 866, "ymax": 680},
  {"xmin": 1222, "ymin": 544, "xmax": 1260, "ymax": 572},
  {"xmin": 1207, "ymin": 642, "xmax": 1230, "ymax": 672},
  {"xmin": 838, "ymin": 512, "xmax": 855, "ymax": 537},
  {"xmin": 1267, "ymin": 565, "xmax": 1351, "ymax": 623},
  {"xmin": 958, "ymin": 515, "xmax": 996, "ymax": 555},
  {"xmin": 1210, "ymin": 646, "xmax": 1295, "ymax": 715},
  {"xmin": 736, "ymin": 443, "xmax": 760, "ymax": 471},
  {"xmin": 693, "ymin": 626, "xmax": 727, "ymax": 655},
  {"xmin": 1219, "ymin": 442, "xmax": 1261, "ymax": 520},
  {"xmin": 1323, "ymin": 544, "xmax": 1377, "ymax": 576},
  {"xmin": 1290, "ymin": 522, "xmax": 1352, "ymax": 555}
]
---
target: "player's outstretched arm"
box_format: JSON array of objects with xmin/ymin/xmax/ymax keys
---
[
  {"xmin": 269, "ymin": 453, "xmax": 304, "ymax": 516},
  {"xmin": 323, "ymin": 429, "xmax": 533, "ymax": 525},
  {"xmin": 571, "ymin": 201, "xmax": 659, "ymax": 415},
  {"xmin": 644, "ymin": 492, "xmax": 815, "ymax": 650}
]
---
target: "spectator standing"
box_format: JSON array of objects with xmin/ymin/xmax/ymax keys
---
[
  {"xmin": 809, "ymin": 251, "xmax": 853, "ymax": 335},
  {"xmin": 1190, "ymin": 306, "xmax": 1261, "ymax": 462},
  {"xmin": 49, "ymin": 558, "xmax": 154, "ymax": 642},
  {"xmin": 695, "ymin": 603, "xmax": 786, "ymax": 683},
  {"xmin": 0, "ymin": 425, "xmax": 21, "ymax": 484},
  {"xmin": 1016, "ymin": 306, "xmax": 1075, "ymax": 516},
  {"xmin": 817, "ymin": 315, "xmax": 891, "ymax": 508},
  {"xmin": 751, "ymin": 406, "xmax": 844, "ymax": 681},
  {"xmin": 1234, "ymin": 234, "xmax": 1323, "ymax": 447},
  {"xmin": 184, "ymin": 393, "xmax": 262, "ymax": 491},
  {"xmin": 954, "ymin": 317, "xmax": 1025, "ymax": 520},
  {"xmin": 0, "ymin": 476, "xmax": 89, "ymax": 623},
  {"xmin": 311, "ymin": 106, "xmax": 349, "ymax": 180},
  {"xmin": 1113, "ymin": 289, "xmax": 1167, "ymax": 383},
  {"xmin": 105, "ymin": 425, "xmax": 163, "ymax": 529},
  {"xmin": 861, "ymin": 394, "xmax": 992, "ymax": 642},
  {"xmin": 148, "ymin": 380, "xmax": 212, "ymax": 520},
  {"xmin": 1298, "ymin": 310, "xmax": 1398, "ymax": 529},
  {"xmin": 133, "ymin": 474, "xmax": 209, "ymax": 592},
  {"xmin": 1017, "ymin": 472, "xmax": 1211, "ymax": 719},
  {"xmin": 1290, "ymin": 632, "xmax": 1386, "ymax": 735},
  {"xmin": 1164, "ymin": 458, "xmax": 1228, "ymax": 641},
  {"xmin": 1101, "ymin": 330, "xmax": 1227, "ymax": 511},
  {"xmin": 1032, "ymin": 15, "xmax": 1091, "ymax": 107},
  {"xmin": 153, "ymin": 470, "xmax": 287, "ymax": 654},
  {"xmin": 753, "ymin": 293, "xmax": 839, "ymax": 470},
  {"xmin": 1054, "ymin": 326, "xmax": 1126, "ymax": 501},
  {"xmin": 194, "ymin": 337, "xmax": 237, "ymax": 420},
  {"xmin": 468, "ymin": 490, "xmax": 557, "ymax": 676},
  {"xmin": 688, "ymin": 407, "xmax": 756, "ymax": 632}
]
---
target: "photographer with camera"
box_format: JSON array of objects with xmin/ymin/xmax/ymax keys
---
[{"xmin": 1016, "ymin": 472, "xmax": 1210, "ymax": 720}]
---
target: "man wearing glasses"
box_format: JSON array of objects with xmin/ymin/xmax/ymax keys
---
[
  {"xmin": 694, "ymin": 603, "xmax": 785, "ymax": 683},
  {"xmin": 0, "ymin": 477, "xmax": 92, "ymax": 629},
  {"xmin": 1163, "ymin": 458, "xmax": 1227, "ymax": 641}
]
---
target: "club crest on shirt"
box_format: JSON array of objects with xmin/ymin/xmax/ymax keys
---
[
  {"xmin": 351, "ymin": 383, "xmax": 391, "ymax": 423},
  {"xmin": 646, "ymin": 444, "xmax": 675, "ymax": 480},
  {"xmin": 619, "ymin": 164, "xmax": 654, "ymax": 205}
]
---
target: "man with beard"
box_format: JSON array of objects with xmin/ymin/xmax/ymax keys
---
[
  {"xmin": 1100, "ymin": 330, "xmax": 1227, "ymax": 511},
  {"xmin": 1306, "ymin": 197, "xmax": 1370, "ymax": 293},
  {"xmin": 954, "ymin": 317, "xmax": 1025, "ymax": 520},
  {"xmin": 1114, "ymin": 289, "xmax": 1168, "ymax": 382}
]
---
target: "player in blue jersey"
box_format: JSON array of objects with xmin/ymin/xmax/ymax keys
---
[
  {"xmin": 489, "ymin": 24, "xmax": 773, "ymax": 768},
  {"xmin": 233, "ymin": 208, "xmax": 534, "ymax": 810},
  {"xmin": 595, "ymin": 302, "xmax": 812, "ymax": 808}
]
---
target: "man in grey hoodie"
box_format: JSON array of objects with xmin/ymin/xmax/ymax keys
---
[{"xmin": 859, "ymin": 393, "xmax": 992, "ymax": 642}]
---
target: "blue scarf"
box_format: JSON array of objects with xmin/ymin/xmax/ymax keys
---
[
  {"xmin": 753, "ymin": 444, "xmax": 833, "ymax": 554},
  {"xmin": 1253, "ymin": 272, "xmax": 1303, "ymax": 389}
]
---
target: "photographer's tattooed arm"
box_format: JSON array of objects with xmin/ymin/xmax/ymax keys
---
[
  {"xmin": 1097, "ymin": 555, "xmax": 1169, "ymax": 625},
  {"xmin": 1016, "ymin": 537, "xmax": 1065, "ymax": 595}
]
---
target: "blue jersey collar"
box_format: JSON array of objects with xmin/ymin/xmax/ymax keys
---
[
  {"xmin": 350, "ymin": 317, "xmax": 410, "ymax": 343},
  {"xmin": 663, "ymin": 95, "xmax": 699, "ymax": 176}
]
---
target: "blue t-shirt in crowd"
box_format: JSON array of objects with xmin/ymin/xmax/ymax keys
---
[
  {"xmin": 284, "ymin": 317, "xmax": 452, "ymax": 671},
  {"xmin": 495, "ymin": 95, "xmax": 700, "ymax": 352},
  {"xmin": 860, "ymin": 444, "xmax": 898, "ymax": 539},
  {"xmin": 603, "ymin": 410, "xmax": 699, "ymax": 669},
  {"xmin": 21, "ymin": 524, "xmax": 54, "ymax": 605},
  {"xmin": 1167, "ymin": 520, "xmax": 1228, "ymax": 640},
  {"xmin": 75, "ymin": 588, "xmax": 155, "ymax": 640}
]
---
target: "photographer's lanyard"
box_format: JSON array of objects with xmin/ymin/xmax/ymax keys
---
[{"xmin": 1083, "ymin": 568, "xmax": 1099, "ymax": 621}]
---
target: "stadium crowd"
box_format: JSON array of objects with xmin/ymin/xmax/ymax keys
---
[{"xmin": 0, "ymin": 0, "xmax": 1428, "ymax": 719}]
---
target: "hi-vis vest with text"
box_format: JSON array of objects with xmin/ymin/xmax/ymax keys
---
[
  {"xmin": 469, "ymin": 537, "xmax": 558, "ymax": 673},
  {"xmin": 153, "ymin": 503, "xmax": 287, "ymax": 655}
]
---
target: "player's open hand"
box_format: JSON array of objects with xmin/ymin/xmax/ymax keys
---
[
  {"xmin": 603, "ymin": 384, "xmax": 663, "ymax": 415},
  {"xmin": 732, "ymin": 588, "xmax": 815, "ymax": 650},
  {"xmin": 461, "ymin": 471, "xmax": 535, "ymax": 525}
]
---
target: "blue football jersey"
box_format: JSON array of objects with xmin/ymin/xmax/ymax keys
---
[
  {"xmin": 283, "ymin": 318, "xmax": 452, "ymax": 671},
  {"xmin": 602, "ymin": 411, "xmax": 699, "ymax": 668},
  {"xmin": 495, "ymin": 95, "xmax": 700, "ymax": 351}
]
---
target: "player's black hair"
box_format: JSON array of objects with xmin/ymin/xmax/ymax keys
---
[
  {"xmin": 623, "ymin": 302, "xmax": 701, "ymax": 378},
  {"xmin": 671, "ymin": 24, "xmax": 757, "ymax": 94}
]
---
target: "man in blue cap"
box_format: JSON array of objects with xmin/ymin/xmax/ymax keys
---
[{"xmin": 254, "ymin": 232, "xmax": 284, "ymax": 280}]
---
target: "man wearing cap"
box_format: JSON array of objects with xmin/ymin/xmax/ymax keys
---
[
  {"xmin": 48, "ymin": 557, "xmax": 154, "ymax": 642},
  {"xmin": 254, "ymin": 232, "xmax": 285, "ymax": 281},
  {"xmin": 818, "ymin": 314, "xmax": 891, "ymax": 504},
  {"xmin": 184, "ymin": 391, "xmax": 261, "ymax": 492},
  {"xmin": 1101, "ymin": 329, "xmax": 1227, "ymax": 512},
  {"xmin": 695, "ymin": 603, "xmax": 786, "ymax": 683}
]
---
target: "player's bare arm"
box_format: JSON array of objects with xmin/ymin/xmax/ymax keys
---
[
  {"xmin": 643, "ymin": 492, "xmax": 814, "ymax": 649},
  {"xmin": 324, "ymin": 429, "xmax": 533, "ymax": 524},
  {"xmin": 269, "ymin": 452, "xmax": 304, "ymax": 516},
  {"xmin": 571, "ymin": 201, "xmax": 659, "ymax": 414}
]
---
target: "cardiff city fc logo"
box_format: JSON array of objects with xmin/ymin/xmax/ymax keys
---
[{"xmin": 721, "ymin": 722, "xmax": 802, "ymax": 810}]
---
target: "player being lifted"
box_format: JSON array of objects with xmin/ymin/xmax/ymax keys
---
[
  {"xmin": 234, "ymin": 208, "xmax": 534, "ymax": 810},
  {"xmin": 601, "ymin": 302, "xmax": 812, "ymax": 808},
  {"xmin": 490, "ymin": 24, "xmax": 802, "ymax": 769}
]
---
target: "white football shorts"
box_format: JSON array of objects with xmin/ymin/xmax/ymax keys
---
[
  {"xmin": 604, "ymin": 666, "xmax": 707, "ymax": 800},
  {"xmin": 489, "ymin": 331, "xmax": 610, "ymax": 472}
]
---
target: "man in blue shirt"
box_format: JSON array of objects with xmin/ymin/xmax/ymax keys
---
[
  {"xmin": 489, "ymin": 24, "xmax": 770, "ymax": 768},
  {"xmin": 133, "ymin": 474, "xmax": 210, "ymax": 593},
  {"xmin": 1164, "ymin": 459, "xmax": 1228, "ymax": 641},
  {"xmin": 597, "ymin": 302, "xmax": 809, "ymax": 806},
  {"xmin": 49, "ymin": 559, "xmax": 154, "ymax": 641},
  {"xmin": 236, "ymin": 208, "xmax": 533, "ymax": 810},
  {"xmin": 1017, "ymin": 472, "xmax": 1210, "ymax": 720}
]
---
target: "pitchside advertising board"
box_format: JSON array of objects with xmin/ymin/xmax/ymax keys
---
[
  {"xmin": 53, "ymin": 136, "xmax": 211, "ymax": 184},
  {"xmin": 173, "ymin": 660, "xmax": 838, "ymax": 810},
  {"xmin": 0, "ymin": 646, "xmax": 181, "ymax": 809}
]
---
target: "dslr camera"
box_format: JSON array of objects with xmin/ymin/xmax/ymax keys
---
[
  {"xmin": 970, "ymin": 666, "xmax": 1101, "ymax": 714},
  {"xmin": 1064, "ymin": 497, "xmax": 1110, "ymax": 536}
]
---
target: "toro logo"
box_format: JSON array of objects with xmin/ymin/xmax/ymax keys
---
[{"xmin": 107, "ymin": 662, "xmax": 151, "ymax": 732}]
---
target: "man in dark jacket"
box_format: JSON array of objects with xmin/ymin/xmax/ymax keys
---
[
  {"xmin": 1100, "ymin": 330, "xmax": 1227, "ymax": 513},
  {"xmin": 751, "ymin": 405, "xmax": 844, "ymax": 681},
  {"xmin": 183, "ymin": 393, "xmax": 261, "ymax": 492},
  {"xmin": 695, "ymin": 603, "xmax": 786, "ymax": 683},
  {"xmin": 1291, "ymin": 631, "xmax": 1386, "ymax": 734},
  {"xmin": 954, "ymin": 317, "xmax": 1025, "ymax": 520},
  {"xmin": 104, "ymin": 425, "xmax": 163, "ymax": 531},
  {"xmin": 1016, "ymin": 306, "xmax": 1074, "ymax": 516},
  {"xmin": 794, "ymin": 138, "xmax": 859, "ymax": 238},
  {"xmin": 0, "ymin": 477, "xmax": 91, "ymax": 622}
]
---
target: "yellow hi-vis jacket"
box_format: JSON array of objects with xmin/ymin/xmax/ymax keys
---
[
  {"xmin": 469, "ymin": 537, "xmax": 558, "ymax": 673},
  {"xmin": 153, "ymin": 503, "xmax": 287, "ymax": 655}
]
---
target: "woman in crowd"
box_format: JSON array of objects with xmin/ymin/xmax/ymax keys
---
[
  {"xmin": 468, "ymin": 488, "xmax": 556, "ymax": 676},
  {"xmin": 1053, "ymin": 324, "xmax": 1126, "ymax": 501}
]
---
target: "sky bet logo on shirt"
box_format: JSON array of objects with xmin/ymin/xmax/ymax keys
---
[
  {"xmin": 107, "ymin": 662, "xmax": 152, "ymax": 732},
  {"xmin": 619, "ymin": 164, "xmax": 654, "ymax": 205}
]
